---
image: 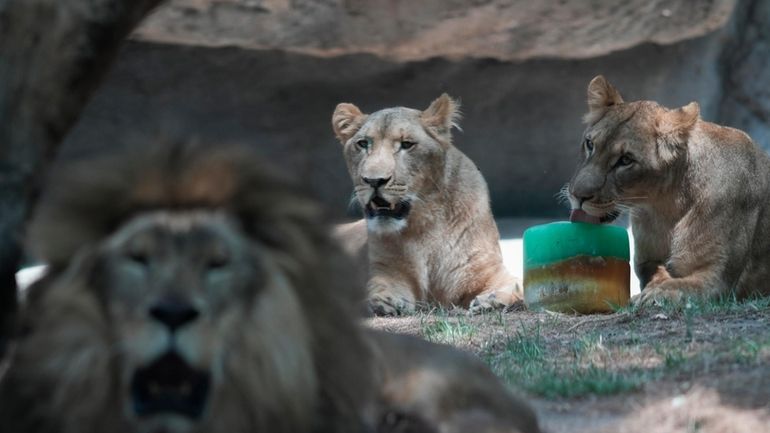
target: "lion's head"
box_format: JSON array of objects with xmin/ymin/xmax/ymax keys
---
[
  {"xmin": 1, "ymin": 139, "xmax": 373, "ymax": 433},
  {"xmin": 332, "ymin": 94, "xmax": 460, "ymax": 233},
  {"xmin": 567, "ymin": 75, "xmax": 700, "ymax": 221}
]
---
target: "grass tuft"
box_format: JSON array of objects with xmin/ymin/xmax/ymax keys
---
[
  {"xmin": 484, "ymin": 323, "xmax": 649, "ymax": 398},
  {"xmin": 420, "ymin": 310, "xmax": 476, "ymax": 345}
]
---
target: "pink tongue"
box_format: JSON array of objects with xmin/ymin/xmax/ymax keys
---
[{"xmin": 570, "ymin": 209, "xmax": 601, "ymax": 224}]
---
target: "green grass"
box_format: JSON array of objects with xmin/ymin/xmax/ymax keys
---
[
  {"xmin": 655, "ymin": 345, "xmax": 687, "ymax": 370},
  {"xmin": 616, "ymin": 294, "xmax": 770, "ymax": 317},
  {"xmin": 420, "ymin": 311, "xmax": 476, "ymax": 345},
  {"xmin": 728, "ymin": 336, "xmax": 770, "ymax": 365},
  {"xmin": 486, "ymin": 316, "xmax": 770, "ymax": 399},
  {"xmin": 409, "ymin": 297, "xmax": 770, "ymax": 401},
  {"xmin": 484, "ymin": 323, "xmax": 650, "ymax": 398},
  {"xmin": 528, "ymin": 365, "xmax": 645, "ymax": 398}
]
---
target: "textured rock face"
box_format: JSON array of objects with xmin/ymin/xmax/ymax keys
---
[
  {"xmin": 61, "ymin": 33, "xmax": 725, "ymax": 218},
  {"xmin": 58, "ymin": 0, "xmax": 770, "ymax": 218},
  {"xmin": 135, "ymin": 0, "xmax": 736, "ymax": 61},
  {"xmin": 719, "ymin": 0, "xmax": 770, "ymax": 148}
]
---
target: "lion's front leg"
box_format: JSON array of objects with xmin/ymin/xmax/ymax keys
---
[
  {"xmin": 631, "ymin": 212, "xmax": 672, "ymax": 289},
  {"xmin": 367, "ymin": 275, "xmax": 417, "ymax": 316},
  {"xmin": 632, "ymin": 207, "xmax": 734, "ymax": 307},
  {"xmin": 635, "ymin": 260, "xmax": 666, "ymax": 289}
]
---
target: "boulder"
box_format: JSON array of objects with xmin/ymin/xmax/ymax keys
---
[{"xmin": 134, "ymin": 0, "xmax": 736, "ymax": 61}]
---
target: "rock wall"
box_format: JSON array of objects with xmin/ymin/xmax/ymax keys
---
[
  {"xmin": 134, "ymin": 0, "xmax": 736, "ymax": 61},
  {"xmin": 719, "ymin": 0, "xmax": 770, "ymax": 148},
  {"xmin": 59, "ymin": 0, "xmax": 770, "ymax": 219}
]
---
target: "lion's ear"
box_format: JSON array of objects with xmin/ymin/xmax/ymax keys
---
[
  {"xmin": 658, "ymin": 102, "xmax": 700, "ymax": 136},
  {"xmin": 421, "ymin": 93, "xmax": 461, "ymax": 138},
  {"xmin": 656, "ymin": 102, "xmax": 700, "ymax": 162},
  {"xmin": 584, "ymin": 75, "xmax": 624, "ymax": 123},
  {"xmin": 332, "ymin": 103, "xmax": 367, "ymax": 143}
]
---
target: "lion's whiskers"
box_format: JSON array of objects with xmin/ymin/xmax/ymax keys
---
[{"xmin": 348, "ymin": 191, "xmax": 363, "ymax": 213}]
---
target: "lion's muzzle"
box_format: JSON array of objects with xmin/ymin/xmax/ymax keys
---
[{"xmin": 131, "ymin": 295, "xmax": 211, "ymax": 420}]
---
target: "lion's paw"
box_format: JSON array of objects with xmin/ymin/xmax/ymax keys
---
[
  {"xmin": 368, "ymin": 292, "xmax": 415, "ymax": 316},
  {"xmin": 468, "ymin": 292, "xmax": 508, "ymax": 314},
  {"xmin": 631, "ymin": 285, "xmax": 685, "ymax": 309}
]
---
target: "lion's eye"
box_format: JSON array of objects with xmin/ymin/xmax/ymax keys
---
[
  {"xmin": 125, "ymin": 244, "xmax": 150, "ymax": 266},
  {"xmin": 127, "ymin": 251, "xmax": 149, "ymax": 266},
  {"xmin": 585, "ymin": 138, "xmax": 594, "ymax": 153},
  {"xmin": 356, "ymin": 139, "xmax": 369, "ymax": 149},
  {"xmin": 400, "ymin": 140, "xmax": 416, "ymax": 150},
  {"xmin": 617, "ymin": 154, "xmax": 634, "ymax": 167},
  {"xmin": 206, "ymin": 255, "xmax": 229, "ymax": 270}
]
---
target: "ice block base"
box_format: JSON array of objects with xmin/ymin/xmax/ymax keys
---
[{"xmin": 524, "ymin": 255, "xmax": 630, "ymax": 314}]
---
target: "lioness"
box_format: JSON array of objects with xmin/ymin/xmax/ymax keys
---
[
  {"xmin": 332, "ymin": 95, "xmax": 520, "ymax": 315},
  {"xmin": 0, "ymin": 138, "xmax": 539, "ymax": 433},
  {"xmin": 568, "ymin": 75, "xmax": 770, "ymax": 306}
]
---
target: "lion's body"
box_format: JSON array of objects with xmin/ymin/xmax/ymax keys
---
[
  {"xmin": 569, "ymin": 76, "xmax": 770, "ymax": 305},
  {"xmin": 370, "ymin": 330, "xmax": 540, "ymax": 433},
  {"xmin": 0, "ymin": 138, "xmax": 539, "ymax": 433},
  {"xmin": 332, "ymin": 96, "xmax": 520, "ymax": 314}
]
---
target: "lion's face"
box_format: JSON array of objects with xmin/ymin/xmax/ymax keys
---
[
  {"xmin": 332, "ymin": 95, "xmax": 460, "ymax": 233},
  {"xmin": 32, "ymin": 210, "xmax": 317, "ymax": 433},
  {"xmin": 98, "ymin": 211, "xmax": 259, "ymax": 432},
  {"xmin": 567, "ymin": 76, "xmax": 699, "ymax": 221},
  {"xmin": 4, "ymin": 141, "xmax": 375, "ymax": 433}
]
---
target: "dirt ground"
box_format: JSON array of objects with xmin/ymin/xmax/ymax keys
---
[{"xmin": 367, "ymin": 300, "xmax": 770, "ymax": 433}]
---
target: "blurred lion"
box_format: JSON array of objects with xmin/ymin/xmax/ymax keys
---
[
  {"xmin": 0, "ymin": 137, "xmax": 539, "ymax": 433},
  {"xmin": 332, "ymin": 95, "xmax": 521, "ymax": 315}
]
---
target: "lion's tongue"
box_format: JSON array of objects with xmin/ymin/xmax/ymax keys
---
[{"xmin": 570, "ymin": 209, "xmax": 601, "ymax": 224}]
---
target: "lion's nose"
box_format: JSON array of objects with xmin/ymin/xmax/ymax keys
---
[
  {"xmin": 570, "ymin": 185, "xmax": 595, "ymax": 205},
  {"xmin": 362, "ymin": 176, "xmax": 390, "ymax": 188},
  {"xmin": 574, "ymin": 193, "xmax": 595, "ymax": 205},
  {"xmin": 149, "ymin": 295, "xmax": 200, "ymax": 332}
]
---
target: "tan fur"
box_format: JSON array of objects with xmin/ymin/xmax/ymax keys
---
[
  {"xmin": 370, "ymin": 331, "xmax": 540, "ymax": 433},
  {"xmin": 568, "ymin": 75, "xmax": 770, "ymax": 306},
  {"xmin": 0, "ymin": 137, "xmax": 540, "ymax": 433},
  {"xmin": 332, "ymin": 95, "xmax": 520, "ymax": 315}
]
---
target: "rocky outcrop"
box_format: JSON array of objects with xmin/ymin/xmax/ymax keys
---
[
  {"xmin": 719, "ymin": 0, "xmax": 770, "ymax": 148},
  {"xmin": 134, "ymin": 0, "xmax": 736, "ymax": 61},
  {"xmin": 59, "ymin": 0, "xmax": 769, "ymax": 219}
]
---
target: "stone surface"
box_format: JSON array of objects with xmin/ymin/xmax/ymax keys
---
[
  {"xmin": 52, "ymin": 0, "xmax": 770, "ymax": 220},
  {"xmin": 61, "ymin": 29, "xmax": 726, "ymax": 218},
  {"xmin": 134, "ymin": 0, "xmax": 737, "ymax": 61},
  {"xmin": 718, "ymin": 0, "xmax": 770, "ymax": 149}
]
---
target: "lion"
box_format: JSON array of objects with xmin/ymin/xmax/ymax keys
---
[
  {"xmin": 332, "ymin": 95, "xmax": 521, "ymax": 315},
  {"xmin": 0, "ymin": 137, "xmax": 540, "ymax": 433},
  {"xmin": 567, "ymin": 75, "xmax": 770, "ymax": 306}
]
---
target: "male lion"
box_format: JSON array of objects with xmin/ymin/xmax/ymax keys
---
[
  {"xmin": 332, "ymin": 95, "xmax": 520, "ymax": 315},
  {"xmin": 568, "ymin": 75, "xmax": 770, "ymax": 306},
  {"xmin": 0, "ymin": 137, "xmax": 540, "ymax": 433}
]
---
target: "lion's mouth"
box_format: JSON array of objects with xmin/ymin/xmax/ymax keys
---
[
  {"xmin": 365, "ymin": 196, "xmax": 411, "ymax": 220},
  {"xmin": 582, "ymin": 201, "xmax": 621, "ymax": 223},
  {"xmin": 599, "ymin": 210, "xmax": 621, "ymax": 223},
  {"xmin": 131, "ymin": 351, "xmax": 210, "ymax": 420}
]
